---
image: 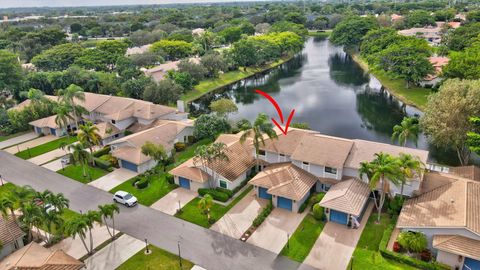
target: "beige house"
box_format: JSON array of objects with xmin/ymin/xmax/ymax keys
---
[
  {"xmin": 144, "ymin": 57, "xmax": 200, "ymax": 83},
  {"xmin": 29, "ymin": 115, "xmax": 77, "ymax": 137},
  {"xmin": 397, "ymin": 170, "xmax": 480, "ymax": 269},
  {"xmin": 0, "ymin": 217, "xmax": 25, "ymax": 260}
]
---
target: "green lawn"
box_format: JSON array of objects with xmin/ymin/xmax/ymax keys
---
[
  {"xmin": 352, "ymin": 55, "xmax": 431, "ymax": 110},
  {"xmin": 181, "ymin": 57, "xmax": 291, "ymax": 103},
  {"xmin": 117, "ymin": 245, "xmax": 193, "ymax": 270},
  {"xmin": 15, "ymin": 136, "xmax": 77, "ymax": 159},
  {"xmin": 280, "ymin": 214, "xmax": 325, "ymax": 262},
  {"xmin": 175, "ymin": 185, "xmax": 252, "ymax": 228},
  {"xmin": 350, "ymin": 213, "xmax": 418, "ymax": 270},
  {"xmin": 57, "ymin": 164, "xmax": 109, "ymax": 183},
  {"xmin": 0, "ymin": 131, "xmax": 30, "ymax": 143},
  {"xmin": 173, "ymin": 138, "xmax": 213, "ymax": 166},
  {"xmin": 0, "ymin": 183, "xmax": 17, "ymax": 198}
]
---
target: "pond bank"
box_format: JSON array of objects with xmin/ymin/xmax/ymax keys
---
[
  {"xmin": 181, "ymin": 55, "xmax": 294, "ymax": 103},
  {"xmin": 350, "ymin": 54, "xmax": 431, "ymax": 111}
]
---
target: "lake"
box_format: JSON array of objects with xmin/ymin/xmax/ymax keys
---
[{"xmin": 190, "ymin": 37, "xmax": 460, "ymax": 166}]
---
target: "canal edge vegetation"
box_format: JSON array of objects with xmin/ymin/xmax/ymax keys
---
[{"xmin": 351, "ymin": 54, "xmax": 430, "ymax": 111}]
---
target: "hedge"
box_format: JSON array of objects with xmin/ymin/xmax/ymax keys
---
[
  {"xmin": 378, "ymin": 220, "xmax": 450, "ymax": 270},
  {"xmin": 174, "ymin": 142, "xmax": 187, "ymax": 152},
  {"xmin": 198, "ymin": 188, "xmax": 229, "ymax": 202},
  {"xmin": 134, "ymin": 178, "xmax": 149, "ymax": 189},
  {"xmin": 93, "ymin": 157, "xmax": 111, "ymax": 170},
  {"xmin": 92, "ymin": 146, "xmax": 111, "ymax": 158},
  {"xmin": 252, "ymin": 200, "xmax": 273, "ymax": 227},
  {"xmin": 215, "ymin": 187, "xmax": 233, "ymax": 198}
]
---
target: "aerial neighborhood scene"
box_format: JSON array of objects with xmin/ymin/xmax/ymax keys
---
[{"xmin": 1, "ymin": 0, "xmax": 480, "ymax": 269}]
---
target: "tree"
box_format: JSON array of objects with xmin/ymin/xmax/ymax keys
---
[
  {"xmin": 330, "ymin": 16, "xmax": 378, "ymax": 47},
  {"xmin": 58, "ymin": 84, "xmax": 86, "ymax": 130},
  {"xmin": 31, "ymin": 43, "xmax": 84, "ymax": 71},
  {"xmin": 467, "ymin": 117, "xmax": 480, "ymax": 155},
  {"xmin": 142, "ymin": 79, "xmax": 183, "ymax": 105},
  {"xmin": 194, "ymin": 143, "xmax": 229, "ymax": 188},
  {"xmin": 85, "ymin": 210, "xmax": 101, "ymax": 253},
  {"xmin": 219, "ymin": 27, "xmax": 243, "ymax": 44},
  {"xmin": 442, "ymin": 44, "xmax": 480, "ymax": 79},
  {"xmin": 397, "ymin": 153, "xmax": 424, "ymax": 197},
  {"xmin": 167, "ymin": 71, "xmax": 194, "ymax": 91},
  {"xmin": 68, "ymin": 143, "xmax": 91, "ymax": 179},
  {"xmin": 421, "ymin": 79, "xmax": 480, "ymax": 165},
  {"xmin": 150, "ymin": 39, "xmax": 193, "ymax": 60},
  {"xmin": 177, "ymin": 59, "xmax": 207, "ymax": 83},
  {"xmin": 285, "ymin": 12, "xmax": 307, "ymax": 25},
  {"xmin": 201, "ymin": 53, "xmax": 227, "ymax": 78},
  {"xmin": 404, "ymin": 10, "xmax": 435, "ymax": 28},
  {"xmin": 359, "ymin": 152, "xmax": 402, "ymax": 223},
  {"xmin": 0, "ymin": 197, "xmax": 16, "ymax": 220},
  {"xmin": 391, "ymin": 117, "xmax": 420, "ymax": 147},
  {"xmin": 64, "ymin": 215, "xmax": 90, "ymax": 255},
  {"xmin": 312, "ymin": 204, "xmax": 323, "ymax": 221},
  {"xmin": 209, "ymin": 98, "xmax": 238, "ymax": 119},
  {"xmin": 75, "ymin": 40, "xmax": 128, "ymax": 71},
  {"xmin": 360, "ymin": 28, "xmax": 404, "ymax": 64},
  {"xmin": 193, "ymin": 114, "xmax": 231, "ymax": 140},
  {"xmin": 120, "ymin": 76, "xmax": 152, "ymax": 99},
  {"xmin": 0, "ymin": 50, "xmax": 22, "ymax": 96},
  {"xmin": 77, "ymin": 122, "xmax": 101, "ymax": 162},
  {"xmin": 255, "ymin": 23, "xmax": 271, "ymax": 34},
  {"xmin": 197, "ymin": 194, "xmax": 213, "ymax": 221},
  {"xmin": 20, "ymin": 202, "xmax": 42, "ymax": 242},
  {"xmin": 129, "ymin": 52, "xmax": 163, "ymax": 67},
  {"xmin": 98, "ymin": 204, "xmax": 120, "ymax": 241},
  {"xmin": 269, "ymin": 21, "xmax": 308, "ymax": 37},
  {"xmin": 446, "ymin": 23, "xmax": 480, "ymax": 51},
  {"xmin": 239, "ymin": 113, "xmax": 277, "ymax": 172},
  {"xmin": 141, "ymin": 141, "xmax": 169, "ymax": 171},
  {"xmin": 54, "ymin": 102, "xmax": 74, "ymax": 137}
]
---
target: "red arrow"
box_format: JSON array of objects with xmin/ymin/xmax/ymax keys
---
[{"xmin": 255, "ymin": 89, "xmax": 295, "ymax": 135}]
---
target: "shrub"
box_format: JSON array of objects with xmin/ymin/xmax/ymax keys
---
[
  {"xmin": 134, "ymin": 177, "xmax": 149, "ymax": 189},
  {"xmin": 312, "ymin": 204, "xmax": 324, "ymax": 221},
  {"xmin": 124, "ymin": 130, "xmax": 133, "ymax": 136},
  {"xmin": 298, "ymin": 200, "xmax": 309, "ymax": 213},
  {"xmin": 397, "ymin": 231, "xmax": 428, "ymax": 253},
  {"xmin": 387, "ymin": 196, "xmax": 405, "ymax": 216},
  {"xmin": 92, "ymin": 146, "xmax": 111, "ymax": 158},
  {"xmin": 420, "ymin": 250, "xmax": 432, "ymax": 262},
  {"xmin": 166, "ymin": 174, "xmax": 174, "ymax": 185},
  {"xmin": 93, "ymin": 157, "xmax": 111, "ymax": 170},
  {"xmin": 187, "ymin": 135, "xmax": 196, "ymax": 144},
  {"xmin": 232, "ymin": 179, "xmax": 249, "ymax": 194},
  {"xmin": 174, "ymin": 142, "xmax": 187, "ymax": 152},
  {"xmin": 198, "ymin": 188, "xmax": 229, "ymax": 202},
  {"xmin": 215, "ymin": 187, "xmax": 233, "ymax": 198},
  {"xmin": 393, "ymin": 241, "xmax": 401, "ymax": 252},
  {"xmin": 252, "ymin": 200, "xmax": 273, "ymax": 227},
  {"xmin": 310, "ymin": 192, "xmax": 325, "ymax": 208}
]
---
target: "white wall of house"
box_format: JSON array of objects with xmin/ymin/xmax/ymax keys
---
[
  {"xmin": 111, "ymin": 118, "xmax": 135, "ymax": 131},
  {"xmin": 174, "ymin": 127, "xmax": 194, "ymax": 145},
  {"xmin": 436, "ymin": 250, "xmax": 464, "ymax": 269},
  {"xmin": 201, "ymin": 166, "xmax": 250, "ymax": 190},
  {"xmin": 0, "ymin": 239, "xmax": 24, "ymax": 260},
  {"xmin": 291, "ymin": 159, "xmax": 343, "ymax": 180},
  {"xmin": 400, "ymin": 228, "xmax": 480, "ymax": 251},
  {"xmin": 389, "ymin": 179, "xmax": 421, "ymax": 197},
  {"xmin": 32, "ymin": 126, "xmax": 66, "ymax": 137},
  {"xmin": 137, "ymin": 118, "xmax": 156, "ymax": 125},
  {"xmin": 137, "ymin": 159, "xmax": 157, "ymax": 173},
  {"xmin": 343, "ymin": 167, "xmax": 359, "ymax": 178},
  {"xmin": 101, "ymin": 133, "xmax": 123, "ymax": 146},
  {"xmin": 259, "ymin": 151, "xmax": 291, "ymax": 164},
  {"xmin": 161, "ymin": 112, "xmax": 188, "ymax": 121}
]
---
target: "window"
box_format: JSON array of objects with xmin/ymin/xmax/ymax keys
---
[
  {"xmin": 219, "ymin": 180, "xmax": 227, "ymax": 189},
  {"xmin": 325, "ymin": 167, "xmax": 337, "ymax": 175},
  {"xmin": 259, "ymin": 150, "xmax": 266, "ymax": 156},
  {"xmin": 280, "ymin": 153, "xmax": 285, "ymax": 157},
  {"xmin": 302, "ymin": 161, "xmax": 310, "ymax": 171},
  {"xmin": 111, "ymin": 120, "xmax": 116, "ymax": 124}
]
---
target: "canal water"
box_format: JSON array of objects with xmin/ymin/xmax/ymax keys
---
[{"xmin": 190, "ymin": 37, "xmax": 459, "ymax": 165}]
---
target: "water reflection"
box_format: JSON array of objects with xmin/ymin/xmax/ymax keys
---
[{"xmin": 329, "ymin": 53, "xmax": 369, "ymax": 87}]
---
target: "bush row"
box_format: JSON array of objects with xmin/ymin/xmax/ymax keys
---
[
  {"xmin": 93, "ymin": 157, "xmax": 112, "ymax": 171},
  {"xmin": 92, "ymin": 146, "xmax": 111, "ymax": 158},
  {"xmin": 215, "ymin": 187, "xmax": 233, "ymax": 198},
  {"xmin": 134, "ymin": 177, "xmax": 149, "ymax": 189},
  {"xmin": 198, "ymin": 188, "xmax": 229, "ymax": 202},
  {"xmin": 252, "ymin": 200, "xmax": 273, "ymax": 227}
]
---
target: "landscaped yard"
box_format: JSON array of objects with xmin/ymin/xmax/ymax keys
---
[
  {"xmin": 280, "ymin": 213, "xmax": 325, "ymax": 262},
  {"xmin": 0, "ymin": 183, "xmax": 17, "ymax": 197},
  {"xmin": 117, "ymin": 245, "xmax": 193, "ymax": 270},
  {"xmin": 15, "ymin": 136, "xmax": 77, "ymax": 159},
  {"xmin": 57, "ymin": 164, "xmax": 109, "ymax": 183},
  {"xmin": 175, "ymin": 185, "xmax": 252, "ymax": 228},
  {"xmin": 350, "ymin": 213, "xmax": 417, "ymax": 270}
]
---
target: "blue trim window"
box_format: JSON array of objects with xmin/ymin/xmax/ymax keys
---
[{"xmin": 219, "ymin": 180, "xmax": 227, "ymax": 189}]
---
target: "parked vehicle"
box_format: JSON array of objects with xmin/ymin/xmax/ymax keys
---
[{"xmin": 113, "ymin": 191, "xmax": 138, "ymax": 207}]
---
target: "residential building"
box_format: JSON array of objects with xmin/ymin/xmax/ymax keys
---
[
  {"xmin": 29, "ymin": 115, "xmax": 77, "ymax": 137},
  {"xmin": 144, "ymin": 57, "xmax": 200, "ymax": 82},
  {"xmin": 169, "ymin": 133, "xmax": 256, "ymax": 191},
  {"xmin": 0, "ymin": 216, "xmax": 25, "ymax": 260},
  {"xmin": 110, "ymin": 120, "xmax": 194, "ymax": 173},
  {"xmin": 397, "ymin": 170, "xmax": 480, "ymax": 269},
  {"xmin": 0, "ymin": 242, "xmax": 85, "ymax": 270},
  {"xmin": 398, "ymin": 21, "xmax": 460, "ymax": 46},
  {"xmin": 420, "ymin": 56, "xmax": 449, "ymax": 87}
]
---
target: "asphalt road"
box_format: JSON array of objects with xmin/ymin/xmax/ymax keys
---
[{"xmin": 0, "ymin": 151, "xmax": 317, "ymax": 270}]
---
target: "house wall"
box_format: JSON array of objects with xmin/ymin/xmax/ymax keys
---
[
  {"xmin": 0, "ymin": 239, "xmax": 24, "ymax": 260},
  {"xmin": 201, "ymin": 166, "xmax": 250, "ymax": 190},
  {"xmin": 137, "ymin": 118, "xmax": 155, "ymax": 125},
  {"xmin": 259, "ymin": 150, "xmax": 290, "ymax": 164},
  {"xmin": 137, "ymin": 159, "xmax": 157, "ymax": 173},
  {"xmin": 112, "ymin": 118, "xmax": 135, "ymax": 131},
  {"xmin": 161, "ymin": 112, "xmax": 188, "ymax": 121},
  {"xmin": 101, "ymin": 133, "xmax": 123, "ymax": 146},
  {"xmin": 173, "ymin": 175, "xmax": 208, "ymax": 192},
  {"xmin": 291, "ymin": 159, "xmax": 342, "ymax": 180},
  {"xmin": 174, "ymin": 127, "xmax": 194, "ymax": 145},
  {"xmin": 436, "ymin": 250, "xmax": 464, "ymax": 269}
]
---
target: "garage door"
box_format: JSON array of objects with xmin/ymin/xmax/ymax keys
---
[
  {"xmin": 330, "ymin": 210, "xmax": 348, "ymax": 225},
  {"xmin": 277, "ymin": 196, "xmax": 293, "ymax": 211},
  {"xmin": 50, "ymin": 128, "xmax": 56, "ymax": 136},
  {"xmin": 121, "ymin": 160, "xmax": 138, "ymax": 172},
  {"xmin": 463, "ymin": 257, "xmax": 480, "ymax": 270},
  {"xmin": 179, "ymin": 177, "xmax": 191, "ymax": 190},
  {"xmin": 259, "ymin": 187, "xmax": 272, "ymax": 199},
  {"xmin": 35, "ymin": 127, "xmax": 42, "ymax": 134}
]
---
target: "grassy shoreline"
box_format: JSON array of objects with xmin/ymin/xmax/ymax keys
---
[
  {"xmin": 351, "ymin": 54, "xmax": 431, "ymax": 111},
  {"xmin": 181, "ymin": 56, "xmax": 293, "ymax": 103}
]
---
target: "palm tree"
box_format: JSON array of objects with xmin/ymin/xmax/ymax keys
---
[
  {"xmin": 54, "ymin": 102, "xmax": 74, "ymax": 137},
  {"xmin": 240, "ymin": 113, "xmax": 278, "ymax": 172},
  {"xmin": 193, "ymin": 142, "xmax": 229, "ymax": 188},
  {"xmin": 11, "ymin": 185, "xmax": 35, "ymax": 209},
  {"xmin": 0, "ymin": 197, "xmax": 15, "ymax": 220},
  {"xmin": 98, "ymin": 204, "xmax": 120, "ymax": 241},
  {"xmin": 391, "ymin": 117, "xmax": 420, "ymax": 147},
  {"xmin": 58, "ymin": 84, "xmax": 86, "ymax": 130},
  {"xmin": 64, "ymin": 216, "xmax": 90, "ymax": 255},
  {"xmin": 141, "ymin": 141, "xmax": 168, "ymax": 172},
  {"xmin": 47, "ymin": 193, "xmax": 69, "ymax": 213},
  {"xmin": 68, "ymin": 143, "xmax": 92, "ymax": 179},
  {"xmin": 77, "ymin": 122, "xmax": 101, "ymax": 165},
  {"xmin": 20, "ymin": 202, "xmax": 42, "ymax": 242},
  {"xmin": 85, "ymin": 210, "xmax": 101, "ymax": 254},
  {"xmin": 397, "ymin": 153, "xmax": 424, "ymax": 197},
  {"xmin": 21, "ymin": 88, "xmax": 48, "ymax": 110},
  {"xmin": 42, "ymin": 211, "xmax": 62, "ymax": 244},
  {"xmin": 198, "ymin": 194, "xmax": 213, "ymax": 221},
  {"xmin": 359, "ymin": 152, "xmax": 403, "ymax": 223}
]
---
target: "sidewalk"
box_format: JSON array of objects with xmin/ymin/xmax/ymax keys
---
[
  {"xmin": 0, "ymin": 132, "xmax": 37, "ymax": 150},
  {"xmin": 4, "ymin": 135, "xmax": 57, "ymax": 154}
]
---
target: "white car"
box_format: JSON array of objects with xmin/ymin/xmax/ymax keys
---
[{"xmin": 113, "ymin": 191, "xmax": 138, "ymax": 207}]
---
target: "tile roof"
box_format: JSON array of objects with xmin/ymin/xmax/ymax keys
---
[
  {"xmin": 319, "ymin": 179, "xmax": 371, "ymax": 216},
  {"xmin": 10, "ymin": 95, "xmax": 58, "ymax": 111},
  {"xmin": 450, "ymin": 166, "xmax": 480, "ymax": 182},
  {"xmin": 249, "ymin": 162, "xmax": 317, "ymax": 200},
  {"xmin": 397, "ymin": 173, "xmax": 480, "ymax": 236},
  {"xmin": 0, "ymin": 216, "xmax": 24, "ymax": 246},
  {"xmin": 94, "ymin": 122, "xmax": 121, "ymax": 139},
  {"xmin": 29, "ymin": 115, "xmax": 77, "ymax": 130},
  {"xmin": 111, "ymin": 146, "xmax": 150, "ymax": 165},
  {"xmin": 169, "ymin": 159, "xmax": 210, "ymax": 183},
  {"xmin": 433, "ymin": 235, "xmax": 480, "ymax": 260},
  {"xmin": 260, "ymin": 129, "xmax": 317, "ymax": 156},
  {"xmin": 291, "ymin": 134, "xmax": 353, "ymax": 168},
  {"xmin": 0, "ymin": 242, "xmax": 84, "ymax": 270}
]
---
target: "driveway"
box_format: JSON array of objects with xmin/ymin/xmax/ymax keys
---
[
  {"xmin": 88, "ymin": 168, "xmax": 138, "ymax": 191},
  {"xmin": 150, "ymin": 187, "xmax": 197, "ymax": 215},
  {"xmin": 28, "ymin": 148, "xmax": 68, "ymax": 165},
  {"xmin": 50, "ymin": 223, "xmax": 112, "ymax": 259},
  {"xmin": 304, "ymin": 202, "xmax": 374, "ymax": 270},
  {"xmin": 211, "ymin": 190, "xmax": 267, "ymax": 239},
  {"xmin": 42, "ymin": 159, "xmax": 64, "ymax": 171},
  {"xmin": 247, "ymin": 208, "xmax": 307, "ymax": 254},
  {"xmin": 0, "ymin": 132, "xmax": 37, "ymax": 149},
  {"xmin": 3, "ymin": 135, "xmax": 57, "ymax": 154},
  {"xmin": 83, "ymin": 234, "xmax": 144, "ymax": 270}
]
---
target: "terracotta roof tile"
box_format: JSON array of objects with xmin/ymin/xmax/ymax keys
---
[
  {"xmin": 169, "ymin": 159, "xmax": 209, "ymax": 183},
  {"xmin": 319, "ymin": 179, "xmax": 371, "ymax": 216},
  {"xmin": 450, "ymin": 166, "xmax": 480, "ymax": 182},
  {"xmin": 291, "ymin": 134, "xmax": 353, "ymax": 168},
  {"xmin": 94, "ymin": 122, "xmax": 121, "ymax": 139},
  {"xmin": 0, "ymin": 216, "xmax": 24, "ymax": 246},
  {"xmin": 433, "ymin": 235, "xmax": 480, "ymax": 260}
]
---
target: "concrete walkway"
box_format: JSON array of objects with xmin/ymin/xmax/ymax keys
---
[
  {"xmin": 28, "ymin": 148, "xmax": 68, "ymax": 165},
  {"xmin": 42, "ymin": 159, "xmax": 64, "ymax": 171},
  {"xmin": 304, "ymin": 202, "xmax": 374, "ymax": 270},
  {"xmin": 88, "ymin": 168, "xmax": 138, "ymax": 191},
  {"xmin": 247, "ymin": 208, "xmax": 307, "ymax": 254},
  {"xmin": 211, "ymin": 190, "xmax": 267, "ymax": 239},
  {"xmin": 0, "ymin": 132, "xmax": 37, "ymax": 149},
  {"xmin": 150, "ymin": 187, "xmax": 197, "ymax": 215},
  {"xmin": 4, "ymin": 135, "xmax": 57, "ymax": 154},
  {"xmin": 84, "ymin": 234, "xmax": 144, "ymax": 270}
]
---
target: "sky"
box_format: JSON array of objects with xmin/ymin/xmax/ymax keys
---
[{"xmin": 1, "ymin": 0, "xmax": 265, "ymax": 9}]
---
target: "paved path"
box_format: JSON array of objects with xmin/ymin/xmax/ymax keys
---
[
  {"xmin": 150, "ymin": 187, "xmax": 197, "ymax": 215},
  {"xmin": 88, "ymin": 168, "xmax": 138, "ymax": 191},
  {"xmin": 0, "ymin": 151, "xmax": 314, "ymax": 270},
  {"xmin": 304, "ymin": 202, "xmax": 374, "ymax": 270},
  {"xmin": 84, "ymin": 234, "xmax": 144, "ymax": 270},
  {"xmin": 28, "ymin": 148, "xmax": 68, "ymax": 165},
  {"xmin": 0, "ymin": 132, "xmax": 37, "ymax": 149},
  {"xmin": 50, "ymin": 223, "xmax": 112, "ymax": 259},
  {"xmin": 4, "ymin": 135, "xmax": 57, "ymax": 154},
  {"xmin": 247, "ymin": 208, "xmax": 307, "ymax": 254},
  {"xmin": 42, "ymin": 159, "xmax": 64, "ymax": 171},
  {"xmin": 211, "ymin": 190, "xmax": 267, "ymax": 239}
]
